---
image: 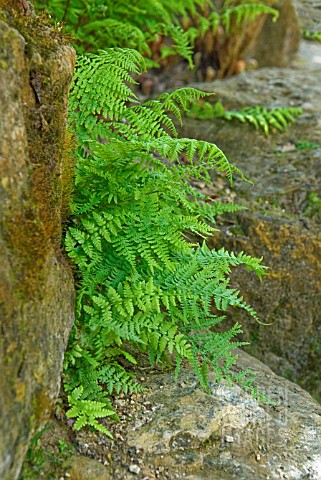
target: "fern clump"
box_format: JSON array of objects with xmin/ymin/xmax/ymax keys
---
[
  {"xmin": 35, "ymin": 0, "xmax": 278, "ymax": 76},
  {"xmin": 188, "ymin": 100, "xmax": 302, "ymax": 135},
  {"xmin": 34, "ymin": 0, "xmax": 210, "ymax": 66},
  {"xmin": 64, "ymin": 48, "xmax": 267, "ymax": 435}
]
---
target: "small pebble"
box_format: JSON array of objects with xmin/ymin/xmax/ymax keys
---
[
  {"xmin": 225, "ymin": 435, "xmax": 234, "ymax": 443},
  {"xmin": 129, "ymin": 464, "xmax": 141, "ymax": 474}
]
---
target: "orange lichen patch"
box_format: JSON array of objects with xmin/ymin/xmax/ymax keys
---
[
  {"xmin": 250, "ymin": 221, "xmax": 321, "ymax": 280},
  {"xmin": 291, "ymin": 233, "xmax": 321, "ymax": 260},
  {"xmin": 252, "ymin": 221, "xmax": 283, "ymax": 255}
]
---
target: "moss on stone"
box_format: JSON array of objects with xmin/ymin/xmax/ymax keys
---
[{"xmin": 0, "ymin": 5, "xmax": 75, "ymax": 479}]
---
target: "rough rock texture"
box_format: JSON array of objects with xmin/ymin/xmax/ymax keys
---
[
  {"xmin": 248, "ymin": 0, "xmax": 300, "ymax": 67},
  {"xmin": 178, "ymin": 40, "xmax": 321, "ymax": 400},
  {"xmin": 66, "ymin": 456, "xmax": 113, "ymax": 480},
  {"xmin": 64, "ymin": 350, "xmax": 321, "ymax": 479},
  {"xmin": 293, "ymin": 0, "xmax": 321, "ymax": 30},
  {"xmin": 0, "ymin": 5, "xmax": 75, "ymax": 480}
]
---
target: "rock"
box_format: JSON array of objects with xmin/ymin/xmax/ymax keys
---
[
  {"xmin": 293, "ymin": 0, "xmax": 321, "ymax": 31},
  {"xmin": 248, "ymin": 0, "xmax": 300, "ymax": 67},
  {"xmin": 178, "ymin": 40, "xmax": 321, "ymax": 400},
  {"xmin": 0, "ymin": 6, "xmax": 75, "ymax": 480},
  {"xmin": 65, "ymin": 456, "xmax": 113, "ymax": 480},
  {"xmin": 125, "ymin": 351, "xmax": 321, "ymax": 479},
  {"xmin": 72, "ymin": 350, "xmax": 321, "ymax": 479},
  {"xmin": 128, "ymin": 464, "xmax": 141, "ymax": 474}
]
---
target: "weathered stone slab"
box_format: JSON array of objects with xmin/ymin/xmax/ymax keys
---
[{"xmin": 68, "ymin": 350, "xmax": 321, "ymax": 479}]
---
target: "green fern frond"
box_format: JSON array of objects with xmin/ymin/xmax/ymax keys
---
[
  {"xmin": 224, "ymin": 105, "xmax": 302, "ymax": 135},
  {"xmin": 147, "ymin": 136, "xmax": 246, "ymax": 184},
  {"xmin": 157, "ymin": 88, "xmax": 210, "ymax": 124},
  {"xmin": 188, "ymin": 101, "xmax": 302, "ymax": 135},
  {"xmin": 80, "ymin": 19, "xmax": 150, "ymax": 55},
  {"xmin": 221, "ymin": 3, "xmax": 279, "ymax": 34},
  {"xmin": 301, "ymin": 29, "xmax": 321, "ymax": 43},
  {"xmin": 66, "ymin": 386, "xmax": 115, "ymax": 437},
  {"xmin": 69, "ymin": 49, "xmax": 146, "ymax": 137},
  {"xmin": 99, "ymin": 362, "xmax": 143, "ymax": 395},
  {"xmin": 162, "ymin": 24, "xmax": 198, "ymax": 68},
  {"xmin": 34, "ymin": 0, "xmax": 213, "ymax": 65}
]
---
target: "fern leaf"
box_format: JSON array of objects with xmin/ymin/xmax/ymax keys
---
[{"xmin": 221, "ymin": 4, "xmax": 279, "ymax": 35}]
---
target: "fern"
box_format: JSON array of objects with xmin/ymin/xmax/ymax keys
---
[
  {"xmin": 223, "ymin": 105, "xmax": 302, "ymax": 134},
  {"xmin": 188, "ymin": 101, "xmax": 302, "ymax": 135},
  {"xmin": 66, "ymin": 386, "xmax": 116, "ymax": 437},
  {"xmin": 30, "ymin": 0, "xmax": 278, "ymax": 437},
  {"xmin": 221, "ymin": 3, "xmax": 278, "ymax": 35},
  {"xmin": 62, "ymin": 48, "xmax": 267, "ymax": 435},
  {"xmin": 301, "ymin": 29, "xmax": 321, "ymax": 43},
  {"xmin": 34, "ymin": 0, "xmax": 210, "ymax": 66},
  {"xmin": 35, "ymin": 0, "xmax": 279, "ymax": 73}
]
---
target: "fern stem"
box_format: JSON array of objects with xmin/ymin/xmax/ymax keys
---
[{"xmin": 62, "ymin": 0, "xmax": 71, "ymax": 22}]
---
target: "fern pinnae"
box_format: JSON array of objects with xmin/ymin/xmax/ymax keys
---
[
  {"xmin": 221, "ymin": 3, "xmax": 279, "ymax": 34},
  {"xmin": 189, "ymin": 101, "xmax": 302, "ymax": 135}
]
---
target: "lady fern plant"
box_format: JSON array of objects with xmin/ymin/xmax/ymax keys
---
[
  {"xmin": 35, "ymin": 0, "xmax": 278, "ymax": 75},
  {"xmin": 34, "ymin": 0, "xmax": 210, "ymax": 66},
  {"xmin": 64, "ymin": 48, "xmax": 267, "ymax": 435}
]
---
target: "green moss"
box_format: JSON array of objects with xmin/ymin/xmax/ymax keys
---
[{"xmin": 0, "ymin": 4, "xmax": 75, "ymax": 300}]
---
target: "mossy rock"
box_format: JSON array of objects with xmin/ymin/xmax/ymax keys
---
[{"xmin": 0, "ymin": 5, "xmax": 75, "ymax": 479}]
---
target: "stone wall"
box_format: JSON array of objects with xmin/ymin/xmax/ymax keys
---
[{"xmin": 0, "ymin": 4, "xmax": 75, "ymax": 479}]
